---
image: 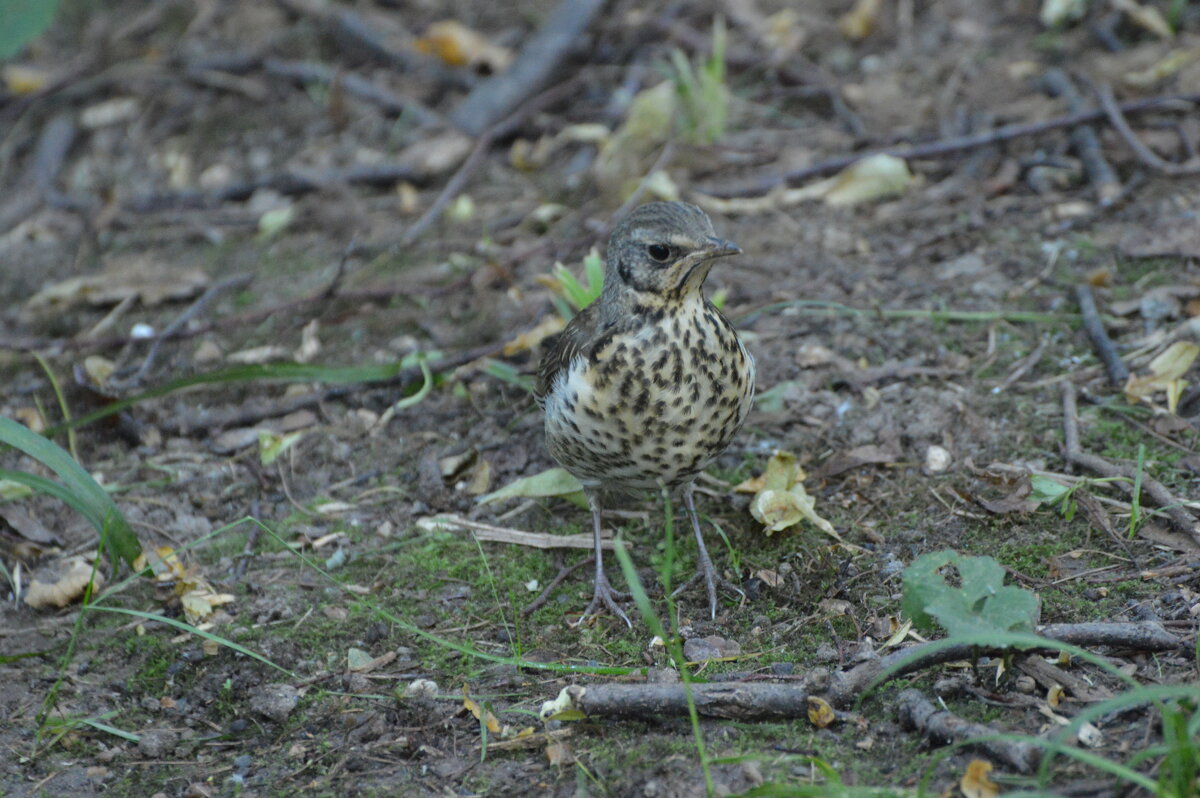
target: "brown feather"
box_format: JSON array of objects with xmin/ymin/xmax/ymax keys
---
[{"xmin": 534, "ymin": 302, "xmax": 602, "ymax": 405}]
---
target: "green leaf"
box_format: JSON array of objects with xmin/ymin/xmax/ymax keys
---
[
  {"xmin": 901, "ymin": 550, "xmax": 1038, "ymax": 637},
  {"xmin": 476, "ymin": 467, "xmax": 586, "ymax": 508},
  {"xmin": 0, "ymin": 0, "xmax": 61, "ymax": 60},
  {"xmin": 1029, "ymin": 474, "xmax": 1070, "ymax": 503},
  {"xmin": 0, "ymin": 416, "xmax": 140, "ymax": 566}
]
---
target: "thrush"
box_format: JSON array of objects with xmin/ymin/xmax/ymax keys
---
[{"xmin": 534, "ymin": 201, "xmax": 756, "ymax": 625}]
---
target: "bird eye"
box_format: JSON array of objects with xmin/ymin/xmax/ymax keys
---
[{"xmin": 647, "ymin": 244, "xmax": 671, "ymax": 262}]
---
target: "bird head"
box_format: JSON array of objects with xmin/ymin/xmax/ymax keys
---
[{"xmin": 602, "ymin": 202, "xmax": 740, "ymax": 305}]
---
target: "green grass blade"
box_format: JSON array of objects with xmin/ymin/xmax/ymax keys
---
[
  {"xmin": 0, "ymin": 416, "xmax": 140, "ymax": 565},
  {"xmin": 88, "ymin": 606, "xmax": 296, "ymax": 677},
  {"xmin": 44, "ymin": 358, "xmax": 437, "ymax": 436}
]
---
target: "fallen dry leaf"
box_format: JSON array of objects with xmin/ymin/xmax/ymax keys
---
[
  {"xmin": 741, "ymin": 452, "xmax": 840, "ymax": 539},
  {"xmin": 24, "ymin": 553, "xmax": 105, "ymax": 608},
  {"xmin": 839, "ymin": 0, "xmax": 884, "ymax": 40},
  {"xmin": 807, "ymin": 696, "xmax": 836, "ymax": 728},
  {"xmin": 960, "ymin": 759, "xmax": 999, "ymax": 798},
  {"xmin": 812, "ymin": 444, "xmax": 899, "ymax": 480},
  {"xmin": 416, "ymin": 20, "xmax": 513, "ymax": 74},
  {"xmin": 462, "ymin": 687, "xmax": 502, "ymax": 734},
  {"xmin": 1124, "ymin": 341, "xmax": 1199, "ymax": 413},
  {"xmin": 24, "ymin": 259, "xmax": 209, "ymax": 313},
  {"xmin": 503, "ymin": 315, "xmax": 566, "ymax": 356}
]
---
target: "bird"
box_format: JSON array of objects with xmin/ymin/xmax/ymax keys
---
[{"xmin": 534, "ymin": 201, "xmax": 756, "ymax": 625}]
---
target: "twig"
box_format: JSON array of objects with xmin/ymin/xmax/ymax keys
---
[
  {"xmin": 992, "ymin": 336, "xmax": 1047, "ymax": 393},
  {"xmin": 273, "ymin": 0, "xmax": 474, "ymax": 92},
  {"xmin": 700, "ymin": 90, "xmax": 1200, "ymax": 198},
  {"xmin": 827, "ymin": 620, "xmax": 1181, "ymax": 706},
  {"xmin": 402, "ymin": 75, "xmax": 586, "ymax": 244},
  {"xmin": 1039, "ymin": 69, "xmax": 1121, "ymax": 205},
  {"xmin": 1074, "ymin": 284, "xmax": 1129, "ymax": 385},
  {"xmin": 421, "ymin": 513, "xmax": 623, "ymax": 551},
  {"xmin": 563, "ymin": 682, "xmax": 813, "ymax": 721},
  {"xmin": 114, "ymin": 274, "xmax": 255, "ymax": 388},
  {"xmin": 1062, "ymin": 383, "xmax": 1200, "ymax": 544},
  {"xmin": 0, "ymin": 114, "xmax": 78, "ymax": 234},
  {"xmin": 261, "ymin": 59, "xmax": 443, "ymax": 126},
  {"xmin": 897, "ymin": 689, "xmax": 1041, "ymax": 773},
  {"xmin": 449, "ymin": 0, "xmax": 606, "ymax": 135},
  {"xmin": 1097, "ymin": 83, "xmax": 1200, "ymax": 176},
  {"xmin": 122, "ymin": 161, "xmax": 426, "ymax": 213},
  {"xmin": 523, "ymin": 556, "xmax": 592, "ymax": 617}
]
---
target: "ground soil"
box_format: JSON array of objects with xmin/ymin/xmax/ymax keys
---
[{"xmin": 1, "ymin": 1, "xmax": 1199, "ymax": 796}]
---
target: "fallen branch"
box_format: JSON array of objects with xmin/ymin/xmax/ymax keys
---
[
  {"xmin": 0, "ymin": 114, "xmax": 78, "ymax": 234},
  {"xmin": 1098, "ymin": 83, "xmax": 1200, "ymax": 176},
  {"xmin": 827, "ymin": 620, "xmax": 1181, "ymax": 705},
  {"xmin": 122, "ymin": 161, "xmax": 427, "ymax": 213},
  {"xmin": 113, "ymin": 273, "xmax": 255, "ymax": 388},
  {"xmin": 1040, "ymin": 69, "xmax": 1121, "ymax": 205},
  {"xmin": 897, "ymin": 688, "xmax": 1041, "ymax": 773},
  {"xmin": 1061, "ymin": 384, "xmax": 1200, "ymax": 544},
  {"xmin": 402, "ymin": 75, "xmax": 586, "ymax": 244},
  {"xmin": 1074, "ymin": 284, "xmax": 1129, "ymax": 385},
  {"xmin": 1065, "ymin": 384, "xmax": 1195, "ymax": 544},
  {"xmin": 700, "ymin": 90, "xmax": 1200, "ymax": 198},
  {"xmin": 418, "ymin": 513, "xmax": 624, "ymax": 551},
  {"xmin": 562, "ymin": 682, "xmax": 813, "ymax": 721},
  {"xmin": 449, "ymin": 0, "xmax": 606, "ymax": 135},
  {"xmin": 261, "ymin": 58, "xmax": 443, "ymax": 126}
]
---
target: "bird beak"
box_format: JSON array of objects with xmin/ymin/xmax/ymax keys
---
[{"xmin": 705, "ymin": 237, "xmax": 741, "ymax": 257}]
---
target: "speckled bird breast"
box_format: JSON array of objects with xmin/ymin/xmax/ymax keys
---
[{"xmin": 542, "ymin": 299, "xmax": 755, "ymax": 490}]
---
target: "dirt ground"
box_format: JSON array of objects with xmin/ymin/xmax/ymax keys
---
[{"xmin": 2, "ymin": 0, "xmax": 1199, "ymax": 796}]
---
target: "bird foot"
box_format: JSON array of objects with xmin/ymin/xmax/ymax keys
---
[
  {"xmin": 671, "ymin": 567, "xmax": 745, "ymax": 619},
  {"xmin": 570, "ymin": 573, "xmax": 632, "ymax": 628}
]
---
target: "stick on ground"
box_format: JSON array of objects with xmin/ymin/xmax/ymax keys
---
[
  {"xmin": 1074, "ymin": 283, "xmax": 1129, "ymax": 385},
  {"xmin": 700, "ymin": 90, "xmax": 1200, "ymax": 198},
  {"xmin": 449, "ymin": 0, "xmax": 606, "ymax": 135},
  {"xmin": 897, "ymin": 688, "xmax": 1041, "ymax": 773},
  {"xmin": 1061, "ymin": 383, "xmax": 1200, "ymax": 544},
  {"xmin": 1040, "ymin": 69, "xmax": 1122, "ymax": 205}
]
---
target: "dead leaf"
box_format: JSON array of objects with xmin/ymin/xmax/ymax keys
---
[
  {"xmin": 294, "ymin": 320, "xmax": 321, "ymax": 363},
  {"xmin": 978, "ymin": 478, "xmax": 1039, "ymax": 515},
  {"xmin": 1118, "ymin": 220, "xmax": 1200, "ymax": 259},
  {"xmin": 1124, "ymin": 341, "xmax": 1199, "ymax": 412},
  {"xmin": 24, "ymin": 259, "xmax": 208, "ymax": 313},
  {"xmin": 1041, "ymin": 0, "xmax": 1087, "ymax": 26},
  {"xmin": 807, "ymin": 696, "xmax": 836, "ymax": 728},
  {"xmin": 545, "ymin": 740, "xmax": 575, "ymax": 765},
  {"xmin": 960, "ymin": 759, "xmax": 999, "ymax": 798},
  {"xmin": 812, "ymin": 445, "xmax": 898, "ymax": 480},
  {"xmin": 462, "ymin": 687, "xmax": 501, "ymax": 734},
  {"xmin": 0, "ymin": 506, "xmax": 62, "ymax": 548},
  {"xmin": 2, "ymin": 64, "xmax": 51, "ymax": 95},
  {"xmin": 226, "ymin": 345, "xmax": 290, "ymax": 364},
  {"xmin": 416, "ymin": 20, "xmax": 513, "ymax": 74},
  {"xmin": 839, "ymin": 0, "xmax": 884, "ymax": 40},
  {"xmin": 24, "ymin": 553, "xmax": 105, "ymax": 608},
  {"xmin": 503, "ymin": 315, "xmax": 566, "ymax": 356},
  {"xmin": 743, "ymin": 452, "xmax": 840, "ymax": 539},
  {"xmin": 1110, "ymin": 0, "xmax": 1174, "ymax": 39},
  {"xmin": 1124, "ymin": 48, "xmax": 1200, "ymax": 87}
]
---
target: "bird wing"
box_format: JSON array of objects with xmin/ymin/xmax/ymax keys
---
[{"xmin": 534, "ymin": 304, "xmax": 602, "ymax": 406}]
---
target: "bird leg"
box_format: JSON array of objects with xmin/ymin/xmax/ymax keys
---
[
  {"xmin": 671, "ymin": 484, "xmax": 745, "ymax": 619},
  {"xmin": 571, "ymin": 494, "xmax": 632, "ymax": 628}
]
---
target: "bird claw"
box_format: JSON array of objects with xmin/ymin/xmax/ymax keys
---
[
  {"xmin": 570, "ymin": 574, "xmax": 632, "ymax": 628},
  {"xmin": 671, "ymin": 568, "xmax": 745, "ymax": 619}
]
